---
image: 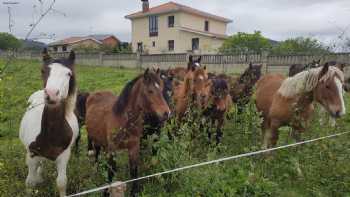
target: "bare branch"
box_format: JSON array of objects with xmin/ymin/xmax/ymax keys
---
[
  {"xmin": 25, "ymin": 0, "xmax": 56, "ymax": 40},
  {"xmin": 0, "ymin": 0, "xmax": 58, "ymax": 78}
]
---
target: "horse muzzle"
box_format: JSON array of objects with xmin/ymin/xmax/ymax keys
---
[
  {"xmin": 44, "ymin": 88, "xmax": 60, "ymax": 105},
  {"xmin": 158, "ymin": 111, "xmax": 171, "ymax": 122}
]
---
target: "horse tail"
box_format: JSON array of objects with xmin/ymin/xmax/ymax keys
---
[{"xmin": 74, "ymin": 92, "xmax": 90, "ymax": 154}]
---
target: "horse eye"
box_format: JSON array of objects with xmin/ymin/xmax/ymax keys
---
[
  {"xmin": 326, "ymin": 85, "xmax": 330, "ymax": 89},
  {"xmin": 67, "ymin": 72, "xmax": 72, "ymax": 77}
]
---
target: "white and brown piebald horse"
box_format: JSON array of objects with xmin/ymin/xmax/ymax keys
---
[{"xmin": 19, "ymin": 50, "xmax": 78, "ymax": 197}]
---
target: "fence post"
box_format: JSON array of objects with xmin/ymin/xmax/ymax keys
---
[
  {"xmin": 136, "ymin": 52, "xmax": 142, "ymax": 71},
  {"xmin": 99, "ymin": 52, "xmax": 104, "ymax": 66},
  {"xmin": 262, "ymin": 50, "xmax": 269, "ymax": 74}
]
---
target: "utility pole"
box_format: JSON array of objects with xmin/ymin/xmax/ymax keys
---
[{"xmin": 2, "ymin": 1, "xmax": 19, "ymax": 33}]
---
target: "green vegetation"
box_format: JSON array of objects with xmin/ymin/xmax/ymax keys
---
[
  {"xmin": 1, "ymin": 59, "xmax": 350, "ymax": 197},
  {"xmin": 221, "ymin": 31, "xmax": 331, "ymax": 55},
  {"xmin": 0, "ymin": 32, "xmax": 22, "ymax": 50},
  {"xmin": 271, "ymin": 37, "xmax": 330, "ymax": 55},
  {"xmin": 220, "ymin": 31, "xmax": 272, "ymax": 54}
]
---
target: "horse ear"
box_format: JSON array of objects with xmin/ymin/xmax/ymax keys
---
[
  {"xmin": 144, "ymin": 68, "xmax": 149, "ymax": 75},
  {"xmin": 319, "ymin": 63, "xmax": 329, "ymax": 79},
  {"xmin": 249, "ymin": 62, "xmax": 253, "ymax": 68},
  {"xmin": 198, "ymin": 56, "xmax": 202, "ymax": 63},
  {"xmin": 42, "ymin": 48, "xmax": 52, "ymax": 63},
  {"xmin": 68, "ymin": 51, "xmax": 76, "ymax": 64},
  {"xmin": 317, "ymin": 59, "xmax": 321, "ymax": 64},
  {"xmin": 156, "ymin": 68, "xmax": 160, "ymax": 74},
  {"xmin": 204, "ymin": 65, "xmax": 207, "ymax": 70}
]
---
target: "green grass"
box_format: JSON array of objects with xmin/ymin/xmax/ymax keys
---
[{"xmin": 1, "ymin": 59, "xmax": 350, "ymax": 197}]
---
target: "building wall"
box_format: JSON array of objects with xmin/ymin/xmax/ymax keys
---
[
  {"xmin": 102, "ymin": 37, "xmax": 119, "ymax": 48},
  {"xmin": 71, "ymin": 39, "xmax": 101, "ymax": 50},
  {"xmin": 178, "ymin": 12, "xmax": 227, "ymax": 35},
  {"xmin": 131, "ymin": 12, "xmax": 182, "ymax": 54},
  {"xmin": 177, "ymin": 31, "xmax": 224, "ymax": 54},
  {"xmin": 131, "ymin": 11, "xmax": 228, "ymax": 54},
  {"xmin": 49, "ymin": 40, "xmax": 101, "ymax": 53}
]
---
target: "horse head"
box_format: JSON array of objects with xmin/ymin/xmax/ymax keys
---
[
  {"xmin": 210, "ymin": 79, "xmax": 231, "ymax": 112},
  {"xmin": 41, "ymin": 48, "xmax": 76, "ymax": 106},
  {"xmin": 141, "ymin": 68, "xmax": 171, "ymax": 121},
  {"xmin": 314, "ymin": 63, "xmax": 346, "ymax": 118}
]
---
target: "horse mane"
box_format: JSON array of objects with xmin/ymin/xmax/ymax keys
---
[
  {"xmin": 212, "ymin": 79, "xmax": 228, "ymax": 92},
  {"xmin": 113, "ymin": 75, "xmax": 143, "ymax": 115},
  {"xmin": 238, "ymin": 64, "xmax": 261, "ymax": 84},
  {"xmin": 278, "ymin": 66, "xmax": 344, "ymax": 98}
]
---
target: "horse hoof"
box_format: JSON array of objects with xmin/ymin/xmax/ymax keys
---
[{"xmin": 26, "ymin": 177, "xmax": 42, "ymax": 187}]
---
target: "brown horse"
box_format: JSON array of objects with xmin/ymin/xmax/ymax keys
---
[
  {"xmin": 172, "ymin": 66, "xmax": 211, "ymax": 117},
  {"xmin": 203, "ymin": 78, "xmax": 232, "ymax": 144},
  {"xmin": 171, "ymin": 55, "xmax": 211, "ymax": 117},
  {"xmin": 256, "ymin": 63, "xmax": 346, "ymax": 148},
  {"xmin": 215, "ymin": 63, "xmax": 262, "ymax": 111},
  {"xmin": 85, "ymin": 69, "xmax": 170, "ymax": 196},
  {"xmin": 289, "ymin": 60, "xmax": 320, "ymax": 77},
  {"xmin": 230, "ymin": 63, "xmax": 262, "ymax": 106}
]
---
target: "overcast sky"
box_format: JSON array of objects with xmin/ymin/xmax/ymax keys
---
[{"xmin": 1, "ymin": 0, "xmax": 350, "ymax": 44}]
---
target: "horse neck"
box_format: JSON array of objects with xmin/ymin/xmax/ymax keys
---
[
  {"xmin": 183, "ymin": 72, "xmax": 194, "ymax": 97},
  {"xmin": 42, "ymin": 89, "xmax": 77, "ymax": 127},
  {"xmin": 295, "ymin": 91, "xmax": 314, "ymax": 109},
  {"xmin": 118, "ymin": 80, "xmax": 144, "ymax": 128}
]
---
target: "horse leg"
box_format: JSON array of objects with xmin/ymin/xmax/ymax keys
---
[
  {"xmin": 25, "ymin": 152, "xmax": 43, "ymax": 187},
  {"xmin": 128, "ymin": 140, "xmax": 140, "ymax": 197},
  {"xmin": 87, "ymin": 136, "xmax": 94, "ymax": 156},
  {"xmin": 107, "ymin": 153, "xmax": 117, "ymax": 182},
  {"xmin": 56, "ymin": 149, "xmax": 71, "ymax": 197},
  {"xmin": 261, "ymin": 118, "xmax": 269, "ymax": 148},
  {"xmin": 94, "ymin": 145, "xmax": 101, "ymax": 163},
  {"xmin": 104, "ymin": 153, "xmax": 117, "ymax": 197},
  {"xmin": 215, "ymin": 118, "xmax": 224, "ymax": 145},
  {"xmin": 74, "ymin": 128, "xmax": 81, "ymax": 155},
  {"xmin": 263, "ymin": 120, "xmax": 280, "ymax": 149}
]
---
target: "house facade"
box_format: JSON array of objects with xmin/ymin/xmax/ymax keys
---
[
  {"xmin": 125, "ymin": 1, "xmax": 232, "ymax": 54},
  {"xmin": 48, "ymin": 35, "xmax": 120, "ymax": 52},
  {"xmin": 89, "ymin": 35, "xmax": 120, "ymax": 48}
]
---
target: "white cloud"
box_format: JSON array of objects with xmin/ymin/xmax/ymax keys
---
[{"xmin": 0, "ymin": 0, "xmax": 349, "ymax": 45}]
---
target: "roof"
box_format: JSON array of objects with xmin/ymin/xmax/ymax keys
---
[
  {"xmin": 48, "ymin": 37, "xmax": 103, "ymax": 46},
  {"xmin": 89, "ymin": 34, "xmax": 120, "ymax": 42},
  {"xmin": 179, "ymin": 27, "xmax": 228, "ymax": 39},
  {"xmin": 125, "ymin": 1, "xmax": 232, "ymax": 23}
]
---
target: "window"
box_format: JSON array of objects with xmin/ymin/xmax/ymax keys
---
[
  {"xmin": 192, "ymin": 38, "xmax": 199, "ymax": 51},
  {"xmin": 149, "ymin": 15, "xmax": 158, "ymax": 37},
  {"xmin": 152, "ymin": 41, "xmax": 155, "ymax": 47},
  {"xmin": 205, "ymin": 20, "xmax": 209, "ymax": 31},
  {"xmin": 62, "ymin": 45, "xmax": 67, "ymax": 52},
  {"xmin": 53, "ymin": 46, "xmax": 58, "ymax": 52},
  {"xmin": 168, "ymin": 16, "xmax": 174, "ymax": 28},
  {"xmin": 168, "ymin": 40, "xmax": 174, "ymax": 51},
  {"xmin": 137, "ymin": 42, "xmax": 143, "ymax": 53}
]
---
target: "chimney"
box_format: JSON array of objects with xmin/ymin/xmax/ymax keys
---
[{"xmin": 141, "ymin": 0, "xmax": 149, "ymax": 12}]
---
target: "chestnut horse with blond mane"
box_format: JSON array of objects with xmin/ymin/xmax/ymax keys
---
[
  {"xmin": 256, "ymin": 63, "xmax": 345, "ymax": 148},
  {"xmin": 85, "ymin": 69, "xmax": 170, "ymax": 196},
  {"xmin": 172, "ymin": 56, "xmax": 211, "ymax": 117}
]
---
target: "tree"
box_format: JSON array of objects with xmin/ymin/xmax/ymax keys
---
[
  {"xmin": 219, "ymin": 31, "xmax": 272, "ymax": 54},
  {"xmin": 0, "ymin": 32, "xmax": 22, "ymax": 50},
  {"xmin": 112, "ymin": 42, "xmax": 132, "ymax": 54},
  {"xmin": 271, "ymin": 37, "xmax": 330, "ymax": 55}
]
